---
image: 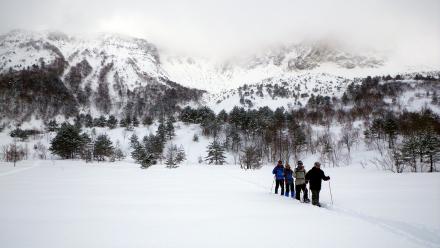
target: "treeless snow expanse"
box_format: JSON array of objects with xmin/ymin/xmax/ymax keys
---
[{"xmin": 0, "ymin": 161, "xmax": 439, "ymax": 248}]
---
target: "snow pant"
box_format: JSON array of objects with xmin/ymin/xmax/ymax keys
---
[
  {"xmin": 275, "ymin": 179, "xmax": 284, "ymax": 195},
  {"xmin": 285, "ymin": 181, "xmax": 294, "ymax": 197},
  {"xmin": 311, "ymin": 190, "xmax": 320, "ymax": 206},
  {"xmin": 295, "ymin": 184, "xmax": 309, "ymax": 201}
]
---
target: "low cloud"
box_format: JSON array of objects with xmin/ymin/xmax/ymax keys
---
[{"xmin": 1, "ymin": 0, "xmax": 439, "ymax": 65}]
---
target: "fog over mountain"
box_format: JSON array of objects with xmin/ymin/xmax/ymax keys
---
[{"xmin": 0, "ymin": 0, "xmax": 439, "ymax": 68}]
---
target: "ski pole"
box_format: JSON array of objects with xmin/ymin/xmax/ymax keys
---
[
  {"xmin": 270, "ymin": 177, "xmax": 275, "ymax": 193},
  {"xmin": 328, "ymin": 181, "xmax": 334, "ymax": 205}
]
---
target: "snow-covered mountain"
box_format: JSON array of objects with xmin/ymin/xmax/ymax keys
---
[
  {"xmin": 162, "ymin": 42, "xmax": 385, "ymax": 91},
  {"xmin": 1, "ymin": 29, "xmax": 439, "ymax": 120},
  {"xmin": 0, "ymin": 30, "xmax": 165, "ymax": 90},
  {"xmin": 0, "ymin": 29, "xmax": 411, "ymax": 94},
  {"xmin": 204, "ymin": 73, "xmax": 353, "ymax": 112},
  {"xmin": 0, "ymin": 30, "xmax": 204, "ymax": 120}
]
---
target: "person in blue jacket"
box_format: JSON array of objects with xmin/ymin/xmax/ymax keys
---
[
  {"xmin": 272, "ymin": 160, "xmax": 285, "ymax": 195},
  {"xmin": 284, "ymin": 163, "xmax": 295, "ymax": 197}
]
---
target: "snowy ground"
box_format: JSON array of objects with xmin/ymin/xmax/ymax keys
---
[{"xmin": 0, "ymin": 160, "xmax": 439, "ymax": 248}]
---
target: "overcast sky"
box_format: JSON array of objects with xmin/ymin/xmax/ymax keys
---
[{"xmin": 0, "ymin": 0, "xmax": 439, "ymax": 63}]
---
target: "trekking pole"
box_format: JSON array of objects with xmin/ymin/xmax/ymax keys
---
[
  {"xmin": 328, "ymin": 181, "xmax": 334, "ymax": 205},
  {"xmin": 270, "ymin": 177, "xmax": 275, "ymax": 193}
]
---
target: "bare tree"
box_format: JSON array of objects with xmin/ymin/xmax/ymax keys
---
[{"xmin": 239, "ymin": 145, "xmax": 262, "ymax": 170}]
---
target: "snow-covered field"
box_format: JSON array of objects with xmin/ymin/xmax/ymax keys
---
[{"xmin": 0, "ymin": 160, "xmax": 439, "ymax": 248}]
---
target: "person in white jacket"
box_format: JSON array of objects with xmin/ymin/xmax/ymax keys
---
[{"xmin": 294, "ymin": 161, "xmax": 310, "ymax": 203}]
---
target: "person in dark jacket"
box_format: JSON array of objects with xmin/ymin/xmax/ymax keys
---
[
  {"xmin": 272, "ymin": 160, "xmax": 285, "ymax": 195},
  {"xmin": 284, "ymin": 163, "xmax": 294, "ymax": 197},
  {"xmin": 294, "ymin": 161, "xmax": 309, "ymax": 203},
  {"xmin": 305, "ymin": 162, "xmax": 330, "ymax": 207}
]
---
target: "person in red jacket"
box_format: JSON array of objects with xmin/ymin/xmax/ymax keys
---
[{"xmin": 305, "ymin": 162, "xmax": 330, "ymax": 207}]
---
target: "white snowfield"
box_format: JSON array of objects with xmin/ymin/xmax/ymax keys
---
[{"xmin": 0, "ymin": 161, "xmax": 439, "ymax": 248}]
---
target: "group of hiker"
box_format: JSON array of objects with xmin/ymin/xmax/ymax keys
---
[{"xmin": 272, "ymin": 160, "xmax": 330, "ymax": 207}]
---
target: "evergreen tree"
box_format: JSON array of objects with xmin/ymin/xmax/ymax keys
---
[
  {"xmin": 288, "ymin": 122, "xmax": 307, "ymax": 160},
  {"xmin": 400, "ymin": 135, "xmax": 419, "ymax": 172},
  {"xmin": 384, "ymin": 114, "xmax": 398, "ymax": 148},
  {"xmin": 85, "ymin": 114, "xmax": 93, "ymax": 128},
  {"xmin": 423, "ymin": 130, "xmax": 440, "ymax": 172},
  {"xmin": 205, "ymin": 140, "xmax": 226, "ymax": 165},
  {"xmin": 151, "ymin": 135, "xmax": 165, "ymax": 159},
  {"xmin": 107, "ymin": 115, "xmax": 118, "ymax": 129},
  {"xmin": 79, "ymin": 132, "xmax": 93, "ymax": 162},
  {"xmin": 142, "ymin": 116, "xmax": 153, "ymax": 126},
  {"xmin": 217, "ymin": 110, "xmax": 228, "ymax": 122},
  {"xmin": 165, "ymin": 144, "xmax": 179, "ymax": 168},
  {"xmin": 94, "ymin": 134, "xmax": 114, "ymax": 161},
  {"xmin": 132, "ymin": 117, "xmax": 140, "ymax": 127},
  {"xmin": 46, "ymin": 120, "xmax": 59, "ymax": 132},
  {"xmin": 156, "ymin": 119, "xmax": 166, "ymax": 141},
  {"xmin": 74, "ymin": 116, "xmax": 82, "ymax": 129},
  {"xmin": 130, "ymin": 134, "xmax": 159, "ymax": 168},
  {"xmin": 176, "ymin": 145, "xmax": 186, "ymax": 164},
  {"xmin": 97, "ymin": 115, "xmax": 107, "ymax": 127},
  {"xmin": 165, "ymin": 117, "xmax": 175, "ymax": 140},
  {"xmin": 112, "ymin": 141, "xmax": 125, "ymax": 161},
  {"xmin": 120, "ymin": 114, "xmax": 132, "ymax": 129},
  {"xmin": 130, "ymin": 140, "xmax": 144, "ymax": 163},
  {"xmin": 49, "ymin": 123, "xmax": 83, "ymax": 159},
  {"xmin": 130, "ymin": 134, "xmax": 140, "ymax": 148}
]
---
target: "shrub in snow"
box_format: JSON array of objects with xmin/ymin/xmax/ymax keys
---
[
  {"xmin": 33, "ymin": 142, "xmax": 47, "ymax": 160},
  {"xmin": 1, "ymin": 142, "xmax": 26, "ymax": 166}
]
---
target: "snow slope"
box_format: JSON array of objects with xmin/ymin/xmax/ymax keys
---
[
  {"xmin": 0, "ymin": 161, "xmax": 439, "ymax": 248},
  {"xmin": 3, "ymin": 30, "xmax": 438, "ymax": 96}
]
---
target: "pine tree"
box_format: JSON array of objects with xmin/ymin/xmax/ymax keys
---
[
  {"xmin": 423, "ymin": 130, "xmax": 440, "ymax": 172},
  {"xmin": 400, "ymin": 135, "xmax": 418, "ymax": 172},
  {"xmin": 142, "ymin": 116, "xmax": 153, "ymax": 126},
  {"xmin": 205, "ymin": 140, "xmax": 226, "ymax": 165},
  {"xmin": 176, "ymin": 145, "xmax": 186, "ymax": 164},
  {"xmin": 165, "ymin": 117, "xmax": 175, "ymax": 140},
  {"xmin": 112, "ymin": 141, "xmax": 125, "ymax": 161},
  {"xmin": 132, "ymin": 117, "xmax": 140, "ymax": 127},
  {"xmin": 74, "ymin": 116, "xmax": 82, "ymax": 129},
  {"xmin": 131, "ymin": 134, "xmax": 158, "ymax": 168},
  {"xmin": 94, "ymin": 134, "xmax": 114, "ymax": 161},
  {"xmin": 49, "ymin": 123, "xmax": 83, "ymax": 159},
  {"xmin": 156, "ymin": 119, "xmax": 166, "ymax": 140},
  {"xmin": 85, "ymin": 114, "xmax": 93, "ymax": 128},
  {"xmin": 165, "ymin": 144, "xmax": 178, "ymax": 168},
  {"xmin": 80, "ymin": 133, "xmax": 93, "ymax": 162},
  {"xmin": 107, "ymin": 115, "xmax": 118, "ymax": 129},
  {"xmin": 97, "ymin": 115, "xmax": 107, "ymax": 127},
  {"xmin": 217, "ymin": 110, "xmax": 228, "ymax": 122},
  {"xmin": 131, "ymin": 141, "xmax": 144, "ymax": 163},
  {"xmin": 384, "ymin": 114, "xmax": 398, "ymax": 148},
  {"xmin": 130, "ymin": 134, "xmax": 140, "ymax": 148},
  {"xmin": 46, "ymin": 120, "xmax": 59, "ymax": 132}
]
